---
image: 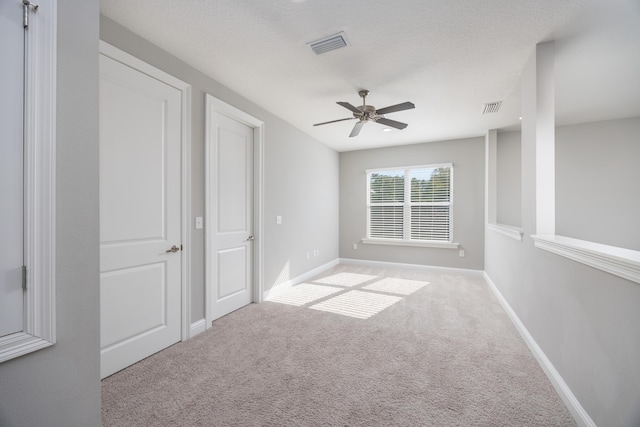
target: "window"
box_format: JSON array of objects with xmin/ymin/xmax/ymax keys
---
[{"xmin": 366, "ymin": 164, "xmax": 455, "ymax": 247}]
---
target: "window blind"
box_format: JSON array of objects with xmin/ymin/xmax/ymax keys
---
[{"xmin": 367, "ymin": 165, "xmax": 452, "ymax": 243}]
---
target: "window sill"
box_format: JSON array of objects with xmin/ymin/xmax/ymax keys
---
[
  {"xmin": 362, "ymin": 238, "xmax": 459, "ymax": 249},
  {"xmin": 488, "ymin": 223, "xmax": 523, "ymax": 241},
  {"xmin": 532, "ymin": 234, "xmax": 640, "ymax": 285}
]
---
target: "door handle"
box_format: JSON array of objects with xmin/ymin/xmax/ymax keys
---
[
  {"xmin": 245, "ymin": 235, "xmax": 255, "ymax": 241},
  {"xmin": 165, "ymin": 245, "xmax": 180, "ymax": 253}
]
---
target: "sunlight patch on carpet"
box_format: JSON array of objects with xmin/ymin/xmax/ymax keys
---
[
  {"xmin": 363, "ymin": 278, "xmax": 429, "ymax": 295},
  {"xmin": 309, "ymin": 290, "xmax": 402, "ymax": 319},
  {"xmin": 267, "ymin": 283, "xmax": 343, "ymax": 306},
  {"xmin": 313, "ymin": 272, "xmax": 378, "ymax": 287}
]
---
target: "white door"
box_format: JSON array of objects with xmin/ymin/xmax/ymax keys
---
[
  {"xmin": 0, "ymin": 0, "xmax": 25, "ymax": 337},
  {"xmin": 207, "ymin": 110, "xmax": 254, "ymax": 321},
  {"xmin": 99, "ymin": 52, "xmax": 183, "ymax": 378}
]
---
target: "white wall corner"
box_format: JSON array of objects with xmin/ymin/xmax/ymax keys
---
[
  {"xmin": 485, "ymin": 129, "xmax": 498, "ymax": 226},
  {"xmin": 535, "ymin": 41, "xmax": 556, "ymax": 236},
  {"xmin": 483, "ymin": 272, "xmax": 596, "ymax": 427}
]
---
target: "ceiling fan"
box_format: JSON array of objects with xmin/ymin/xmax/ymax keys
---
[{"xmin": 313, "ymin": 90, "xmax": 415, "ymax": 137}]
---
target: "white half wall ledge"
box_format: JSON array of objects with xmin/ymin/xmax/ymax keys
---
[
  {"xmin": 532, "ymin": 234, "xmax": 640, "ymax": 285},
  {"xmin": 488, "ymin": 223, "xmax": 524, "ymax": 241},
  {"xmin": 483, "ymin": 272, "xmax": 596, "ymax": 427}
]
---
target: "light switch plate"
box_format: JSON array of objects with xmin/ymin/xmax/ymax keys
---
[{"xmin": 195, "ymin": 217, "xmax": 203, "ymax": 229}]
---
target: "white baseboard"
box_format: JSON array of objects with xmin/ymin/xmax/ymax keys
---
[
  {"xmin": 483, "ymin": 272, "xmax": 596, "ymax": 427},
  {"xmin": 339, "ymin": 258, "xmax": 484, "ymax": 277},
  {"xmin": 190, "ymin": 318, "xmax": 206, "ymax": 338},
  {"xmin": 263, "ymin": 258, "xmax": 340, "ymax": 301}
]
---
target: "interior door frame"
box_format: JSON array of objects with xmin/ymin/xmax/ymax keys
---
[
  {"xmin": 0, "ymin": 0, "xmax": 57, "ymax": 363},
  {"xmin": 205, "ymin": 94, "xmax": 264, "ymax": 328},
  {"xmin": 99, "ymin": 41, "xmax": 193, "ymax": 341}
]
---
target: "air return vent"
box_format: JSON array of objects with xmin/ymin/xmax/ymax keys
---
[
  {"xmin": 308, "ymin": 32, "xmax": 350, "ymax": 55},
  {"xmin": 482, "ymin": 101, "xmax": 502, "ymax": 114}
]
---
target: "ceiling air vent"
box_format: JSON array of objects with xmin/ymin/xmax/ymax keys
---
[
  {"xmin": 308, "ymin": 32, "xmax": 350, "ymax": 55},
  {"xmin": 482, "ymin": 101, "xmax": 502, "ymax": 114}
]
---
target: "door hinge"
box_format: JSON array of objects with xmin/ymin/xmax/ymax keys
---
[
  {"xmin": 23, "ymin": 0, "xmax": 38, "ymax": 28},
  {"xmin": 180, "ymin": 244, "xmax": 183, "ymax": 251},
  {"xmin": 22, "ymin": 265, "xmax": 27, "ymax": 290}
]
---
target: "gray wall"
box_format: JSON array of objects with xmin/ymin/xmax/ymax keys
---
[
  {"xmin": 556, "ymin": 116, "xmax": 640, "ymax": 250},
  {"xmin": 495, "ymin": 116, "xmax": 640, "ymax": 249},
  {"xmin": 0, "ymin": 1, "xmax": 102, "ymax": 426},
  {"xmin": 100, "ymin": 17, "xmax": 339, "ymax": 321},
  {"xmin": 339, "ymin": 138, "xmax": 485, "ymax": 270},
  {"xmin": 485, "ymin": 46, "xmax": 640, "ymax": 427},
  {"xmin": 496, "ymin": 130, "xmax": 521, "ymax": 227},
  {"xmin": 264, "ymin": 122, "xmax": 339, "ymax": 288}
]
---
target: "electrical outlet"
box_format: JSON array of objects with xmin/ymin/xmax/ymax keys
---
[
  {"xmin": 459, "ymin": 250, "xmax": 465, "ymax": 257},
  {"xmin": 276, "ymin": 215, "xmax": 282, "ymax": 225}
]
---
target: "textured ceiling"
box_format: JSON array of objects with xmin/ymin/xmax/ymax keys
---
[{"xmin": 101, "ymin": 0, "xmax": 640, "ymax": 152}]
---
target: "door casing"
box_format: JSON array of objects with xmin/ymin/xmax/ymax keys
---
[
  {"xmin": 99, "ymin": 40, "xmax": 192, "ymax": 346},
  {"xmin": 0, "ymin": 0, "xmax": 26, "ymax": 338},
  {"xmin": 205, "ymin": 94, "xmax": 264, "ymax": 328}
]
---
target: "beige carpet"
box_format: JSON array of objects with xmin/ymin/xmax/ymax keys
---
[{"xmin": 102, "ymin": 264, "xmax": 576, "ymax": 426}]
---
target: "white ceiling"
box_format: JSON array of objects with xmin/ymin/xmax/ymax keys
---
[{"xmin": 101, "ymin": 0, "xmax": 640, "ymax": 152}]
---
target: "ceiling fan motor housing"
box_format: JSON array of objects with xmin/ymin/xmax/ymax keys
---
[{"xmin": 354, "ymin": 104, "xmax": 379, "ymax": 121}]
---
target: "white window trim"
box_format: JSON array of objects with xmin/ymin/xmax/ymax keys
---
[
  {"xmin": 0, "ymin": 0, "xmax": 57, "ymax": 363},
  {"xmin": 362, "ymin": 238, "xmax": 459, "ymax": 249},
  {"xmin": 365, "ymin": 163, "xmax": 453, "ymax": 174},
  {"xmin": 365, "ymin": 163, "xmax": 456, "ymax": 247}
]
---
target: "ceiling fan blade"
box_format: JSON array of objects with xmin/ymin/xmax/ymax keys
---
[
  {"xmin": 313, "ymin": 117, "xmax": 356, "ymax": 126},
  {"xmin": 376, "ymin": 117, "xmax": 408, "ymax": 130},
  {"xmin": 337, "ymin": 101, "xmax": 361, "ymax": 113},
  {"xmin": 349, "ymin": 121, "xmax": 365, "ymax": 137},
  {"xmin": 375, "ymin": 102, "xmax": 415, "ymax": 115}
]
